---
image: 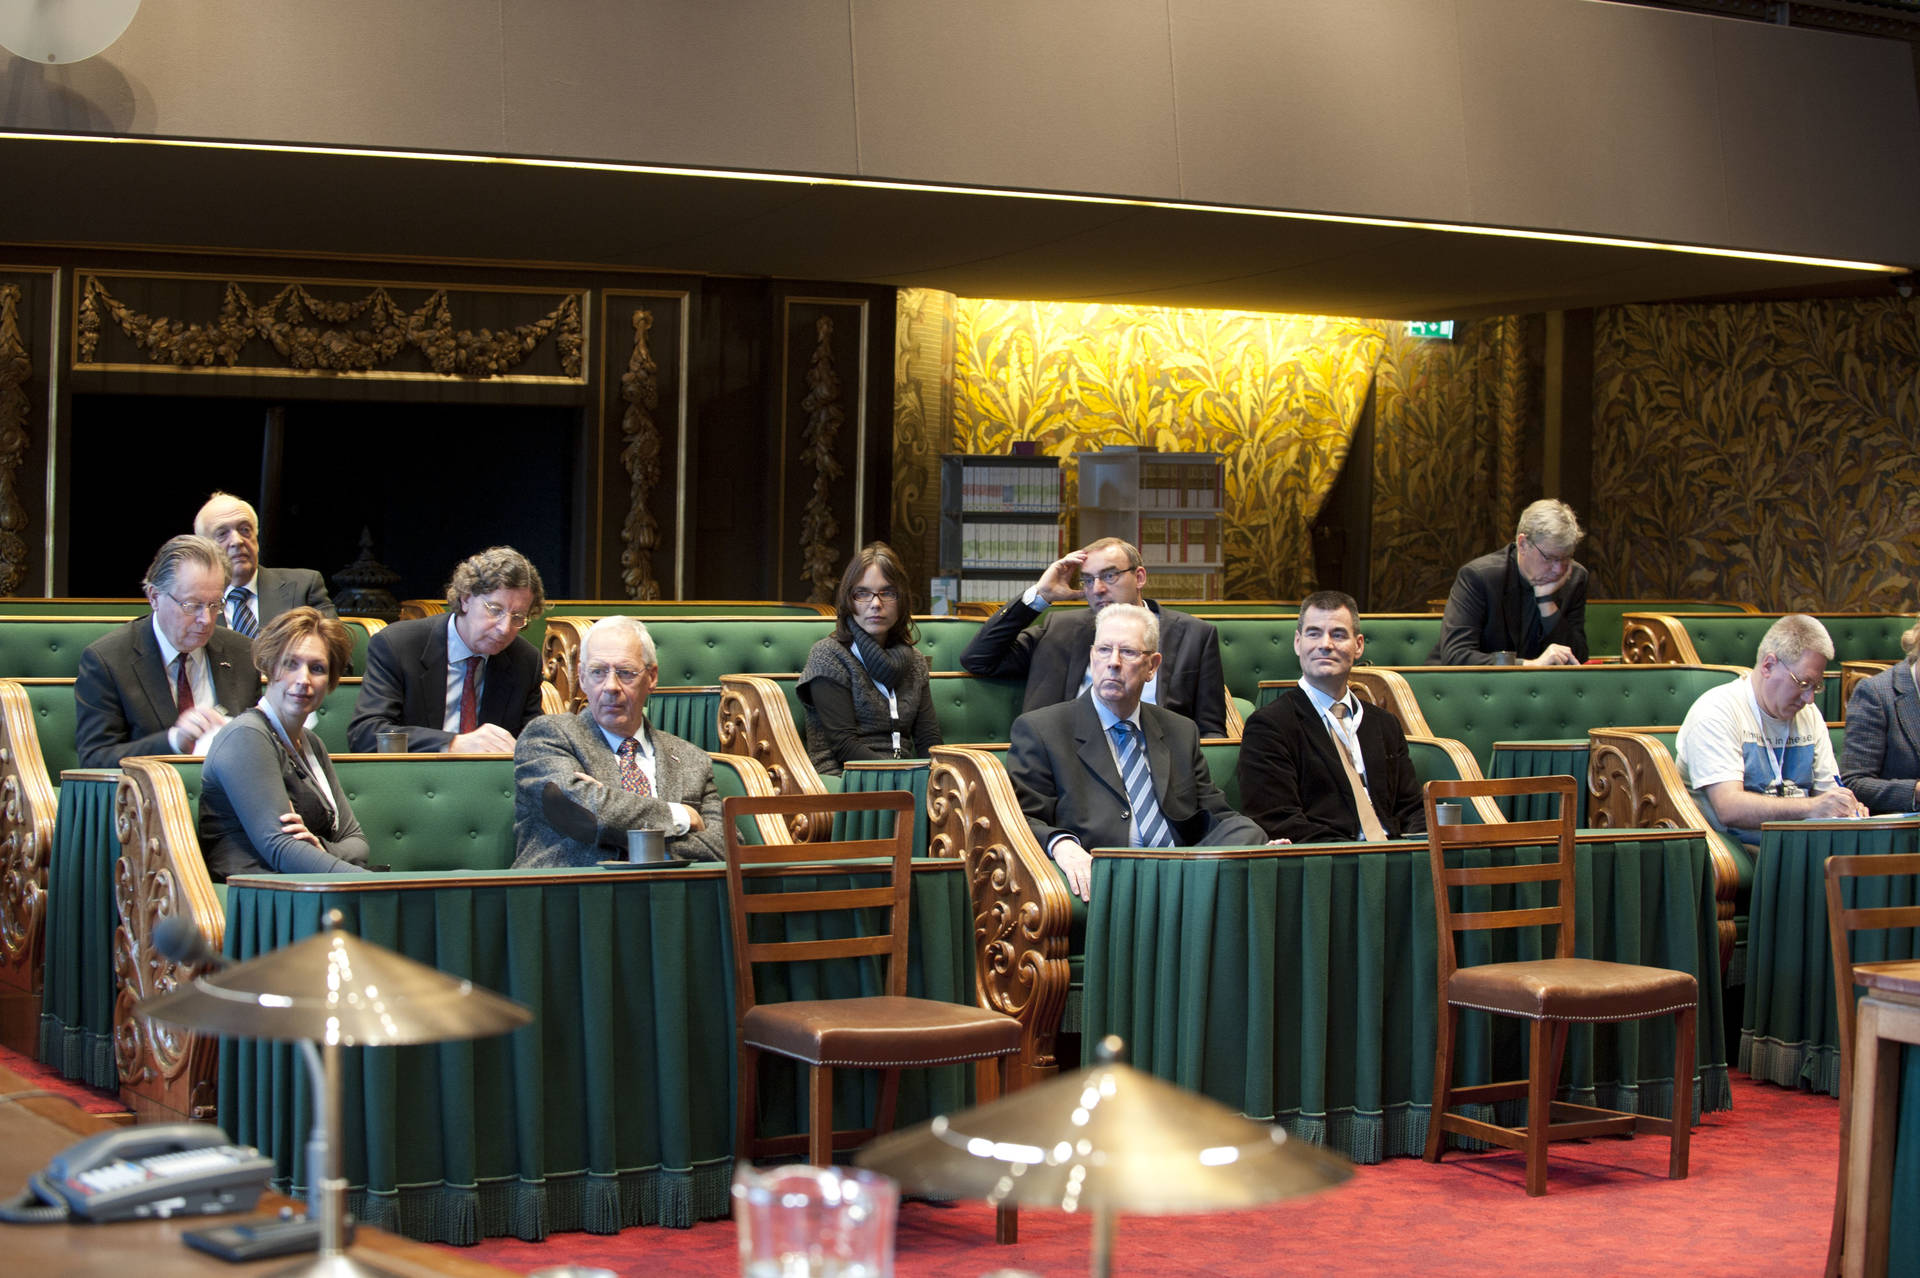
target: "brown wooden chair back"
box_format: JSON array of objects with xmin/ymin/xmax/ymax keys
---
[
  {"xmin": 722, "ymin": 790, "xmax": 916, "ymax": 1023},
  {"xmin": 1425, "ymin": 774, "xmax": 1580, "ymax": 982}
]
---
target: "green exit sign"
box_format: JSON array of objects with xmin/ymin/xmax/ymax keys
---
[{"xmin": 1406, "ymin": 320, "xmax": 1455, "ymax": 340}]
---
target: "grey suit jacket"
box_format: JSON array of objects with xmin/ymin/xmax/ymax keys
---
[
  {"xmin": 250, "ymin": 566, "xmax": 337, "ymax": 624},
  {"xmin": 1007, "ymin": 695, "xmax": 1263, "ymax": 853},
  {"xmin": 960, "ymin": 596, "xmax": 1228, "ymax": 736},
  {"xmin": 512, "ymin": 708, "xmax": 726, "ymax": 867},
  {"xmin": 74, "ymin": 619, "xmax": 260, "ymax": 767},
  {"xmin": 1843, "ymin": 660, "xmax": 1920, "ymax": 814},
  {"xmin": 348, "ymin": 614, "xmax": 543, "ymax": 752},
  {"xmin": 199, "ymin": 708, "xmax": 368, "ymax": 879}
]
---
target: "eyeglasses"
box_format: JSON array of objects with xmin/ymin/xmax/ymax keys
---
[
  {"xmin": 1521, "ymin": 537, "xmax": 1572, "ymax": 569},
  {"xmin": 477, "ymin": 599, "xmax": 532, "ymax": 629},
  {"xmin": 1083, "ymin": 568, "xmax": 1136, "ymax": 588},
  {"xmin": 1091, "ymin": 643, "xmax": 1151, "ymax": 664},
  {"xmin": 850, "ymin": 587, "xmax": 899, "ymax": 605},
  {"xmin": 1775, "ymin": 661, "xmax": 1824, "ymax": 697},
  {"xmin": 583, "ymin": 662, "xmax": 648, "ymax": 687},
  {"xmin": 164, "ymin": 593, "xmax": 222, "ymax": 620}
]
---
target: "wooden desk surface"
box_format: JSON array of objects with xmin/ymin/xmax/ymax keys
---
[
  {"xmin": 1857, "ymin": 959, "xmax": 1920, "ymax": 1001},
  {"xmin": 0, "ymin": 1065, "xmax": 513, "ymax": 1276}
]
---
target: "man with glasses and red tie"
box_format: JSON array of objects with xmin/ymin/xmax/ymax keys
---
[
  {"xmin": 1676, "ymin": 614, "xmax": 1867, "ymax": 847},
  {"xmin": 961, "ymin": 537, "xmax": 1227, "ymax": 737},
  {"xmin": 1005, "ymin": 603, "xmax": 1266, "ymax": 902},
  {"xmin": 1237, "ymin": 590, "xmax": 1426, "ymax": 844},
  {"xmin": 511, "ymin": 615, "xmax": 724, "ymax": 867},
  {"xmin": 1429, "ymin": 499, "xmax": 1591, "ymax": 666},
  {"xmin": 347, "ymin": 546, "xmax": 546, "ymax": 753},
  {"xmin": 75, "ymin": 534, "xmax": 260, "ymax": 766}
]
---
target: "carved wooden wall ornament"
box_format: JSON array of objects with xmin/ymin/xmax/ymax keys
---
[
  {"xmin": 75, "ymin": 274, "xmax": 585, "ymax": 381},
  {"xmin": 0, "ymin": 683, "xmax": 54, "ymax": 1011},
  {"xmin": 619, "ymin": 307, "xmax": 662, "ymax": 600},
  {"xmin": 0, "ymin": 285, "xmax": 30, "ymax": 596},
  {"xmin": 798, "ymin": 315, "xmax": 844, "ymax": 603}
]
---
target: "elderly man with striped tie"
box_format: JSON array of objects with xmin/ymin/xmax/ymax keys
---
[
  {"xmin": 511, "ymin": 615, "xmax": 726, "ymax": 867},
  {"xmin": 192, "ymin": 491, "xmax": 336, "ymax": 637},
  {"xmin": 1006, "ymin": 602, "xmax": 1269, "ymax": 902}
]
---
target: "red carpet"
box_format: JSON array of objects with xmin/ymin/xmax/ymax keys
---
[
  {"xmin": 442, "ymin": 1076, "xmax": 1839, "ymax": 1276},
  {"xmin": 0, "ymin": 1043, "xmax": 132, "ymax": 1116}
]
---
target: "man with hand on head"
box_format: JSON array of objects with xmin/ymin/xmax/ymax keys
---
[
  {"xmin": 75, "ymin": 534, "xmax": 261, "ymax": 766},
  {"xmin": 1430, "ymin": 499, "xmax": 1590, "ymax": 666},
  {"xmin": 961, "ymin": 537, "xmax": 1227, "ymax": 737},
  {"xmin": 1005, "ymin": 602, "xmax": 1267, "ymax": 902},
  {"xmin": 348, "ymin": 546, "xmax": 545, "ymax": 753},
  {"xmin": 1676, "ymin": 613, "xmax": 1866, "ymax": 846},
  {"xmin": 192, "ymin": 490, "xmax": 336, "ymax": 636},
  {"xmin": 512, "ymin": 615, "xmax": 725, "ymax": 867},
  {"xmin": 1238, "ymin": 590, "xmax": 1425, "ymax": 843}
]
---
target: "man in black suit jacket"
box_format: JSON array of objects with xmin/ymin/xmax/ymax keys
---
[
  {"xmin": 1429, "ymin": 498, "xmax": 1589, "ymax": 666},
  {"xmin": 961, "ymin": 537, "xmax": 1227, "ymax": 736},
  {"xmin": 75, "ymin": 535, "xmax": 261, "ymax": 767},
  {"xmin": 193, "ymin": 491, "xmax": 336, "ymax": 634},
  {"xmin": 348, "ymin": 546, "xmax": 545, "ymax": 753},
  {"xmin": 1239, "ymin": 590, "xmax": 1425, "ymax": 843},
  {"xmin": 1007, "ymin": 602, "xmax": 1266, "ymax": 900}
]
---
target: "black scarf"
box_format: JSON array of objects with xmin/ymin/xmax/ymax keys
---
[{"xmin": 849, "ymin": 626, "xmax": 916, "ymax": 691}]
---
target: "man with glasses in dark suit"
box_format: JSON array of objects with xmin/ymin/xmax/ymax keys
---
[
  {"xmin": 348, "ymin": 546, "xmax": 546, "ymax": 753},
  {"xmin": 961, "ymin": 536, "xmax": 1227, "ymax": 736},
  {"xmin": 75, "ymin": 534, "xmax": 260, "ymax": 766}
]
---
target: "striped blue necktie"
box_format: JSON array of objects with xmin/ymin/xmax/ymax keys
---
[
  {"xmin": 228, "ymin": 587, "xmax": 258, "ymax": 638},
  {"xmin": 1111, "ymin": 720, "xmax": 1172, "ymax": 848}
]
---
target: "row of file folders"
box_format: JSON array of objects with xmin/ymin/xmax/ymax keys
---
[
  {"xmin": 957, "ymin": 466, "xmax": 1063, "ymax": 512},
  {"xmin": 958, "ymin": 522, "xmax": 1063, "ymax": 569}
]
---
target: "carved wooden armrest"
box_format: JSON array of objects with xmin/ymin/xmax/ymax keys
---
[
  {"xmin": 539, "ymin": 680, "xmax": 566, "ymax": 715},
  {"xmin": 927, "ymin": 745, "xmax": 1071, "ymax": 1089},
  {"xmin": 717, "ymin": 675, "xmax": 832, "ymax": 840},
  {"xmin": 1619, "ymin": 613, "xmax": 1693, "ymax": 665},
  {"xmin": 0, "ymin": 681, "xmax": 56, "ymax": 1007},
  {"xmin": 1842, "ymin": 661, "xmax": 1893, "ymax": 716},
  {"xmin": 1347, "ymin": 669, "xmax": 1430, "ymax": 735},
  {"xmin": 1405, "ymin": 734, "xmax": 1508, "ymax": 824},
  {"xmin": 541, "ymin": 617, "xmax": 592, "ymax": 713},
  {"xmin": 1587, "ymin": 727, "xmax": 1737, "ymax": 968},
  {"xmin": 112, "ymin": 757, "xmax": 222, "ymax": 1122}
]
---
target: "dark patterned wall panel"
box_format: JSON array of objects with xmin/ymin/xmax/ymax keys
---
[
  {"xmin": 1590, "ymin": 299, "xmax": 1920, "ymax": 612},
  {"xmin": 0, "ymin": 269, "xmax": 55, "ymax": 596},
  {"xmin": 597, "ymin": 290, "xmax": 687, "ymax": 599},
  {"xmin": 891, "ymin": 288, "xmax": 955, "ymax": 607}
]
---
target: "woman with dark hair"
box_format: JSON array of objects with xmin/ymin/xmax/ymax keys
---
[
  {"xmin": 1841, "ymin": 618, "xmax": 1920, "ymax": 814},
  {"xmin": 199, "ymin": 606, "xmax": 370, "ymax": 878},
  {"xmin": 797, "ymin": 542, "xmax": 942, "ymax": 774}
]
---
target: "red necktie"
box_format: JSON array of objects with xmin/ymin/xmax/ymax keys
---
[
  {"xmin": 175, "ymin": 654, "xmax": 194, "ymax": 712},
  {"xmin": 458, "ymin": 656, "xmax": 480, "ymax": 734}
]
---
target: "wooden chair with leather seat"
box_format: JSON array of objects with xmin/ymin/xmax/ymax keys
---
[
  {"xmin": 1821, "ymin": 851, "xmax": 1920, "ymax": 1277},
  {"xmin": 1423, "ymin": 775, "xmax": 1696, "ymax": 1196},
  {"xmin": 723, "ymin": 790, "xmax": 1023, "ymax": 1241}
]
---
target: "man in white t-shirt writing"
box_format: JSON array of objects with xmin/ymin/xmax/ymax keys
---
[{"xmin": 1675, "ymin": 614, "xmax": 1867, "ymax": 846}]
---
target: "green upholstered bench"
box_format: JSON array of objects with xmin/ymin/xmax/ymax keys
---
[
  {"xmin": 539, "ymin": 615, "xmax": 984, "ymax": 738},
  {"xmin": 0, "ymin": 598, "xmax": 147, "ymax": 615},
  {"xmin": 110, "ymin": 747, "xmax": 783, "ymax": 1120},
  {"xmin": 0, "ymin": 617, "xmax": 142, "ymax": 679},
  {"xmin": 1214, "ymin": 613, "xmax": 1448, "ymax": 709},
  {"xmin": 1622, "ymin": 613, "xmax": 1917, "ymax": 719},
  {"xmin": 1582, "ymin": 599, "xmax": 1756, "ymax": 658}
]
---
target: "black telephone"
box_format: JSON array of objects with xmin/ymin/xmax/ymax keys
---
[{"xmin": 0, "ymin": 1121, "xmax": 274, "ymax": 1224}]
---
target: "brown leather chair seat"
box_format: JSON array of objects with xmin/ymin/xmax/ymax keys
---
[
  {"xmin": 1448, "ymin": 958, "xmax": 1698, "ymax": 1021},
  {"xmin": 743, "ymin": 995, "xmax": 1023, "ymax": 1067}
]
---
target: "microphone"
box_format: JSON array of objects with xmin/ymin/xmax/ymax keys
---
[{"xmin": 153, "ymin": 914, "xmax": 225, "ymax": 970}]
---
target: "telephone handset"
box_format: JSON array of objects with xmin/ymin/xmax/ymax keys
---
[{"xmin": 0, "ymin": 1121, "xmax": 274, "ymax": 1224}]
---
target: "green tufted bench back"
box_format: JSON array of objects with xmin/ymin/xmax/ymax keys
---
[
  {"xmin": 1673, "ymin": 614, "xmax": 1914, "ymax": 669},
  {"xmin": 1395, "ymin": 665, "xmax": 1742, "ymax": 772},
  {"xmin": 0, "ymin": 599, "xmax": 147, "ymax": 615},
  {"xmin": 524, "ymin": 601, "xmax": 830, "ymax": 655},
  {"xmin": 1582, "ymin": 600, "xmax": 1754, "ymax": 657},
  {"xmin": 159, "ymin": 755, "xmax": 519, "ymax": 871},
  {"xmin": 0, "ymin": 617, "xmax": 143, "ymax": 679},
  {"xmin": 634, "ymin": 617, "xmax": 980, "ymax": 688},
  {"xmin": 17, "ymin": 678, "xmax": 79, "ymax": 785},
  {"xmin": 1214, "ymin": 614, "xmax": 1448, "ymax": 704}
]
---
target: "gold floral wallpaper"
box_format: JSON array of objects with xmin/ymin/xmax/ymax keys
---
[
  {"xmin": 1590, "ymin": 299, "xmax": 1920, "ymax": 611},
  {"xmin": 932, "ymin": 298, "xmax": 1386, "ymax": 599}
]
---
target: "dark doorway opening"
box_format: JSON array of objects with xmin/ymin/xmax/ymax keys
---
[{"xmin": 67, "ymin": 395, "xmax": 579, "ymax": 601}]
